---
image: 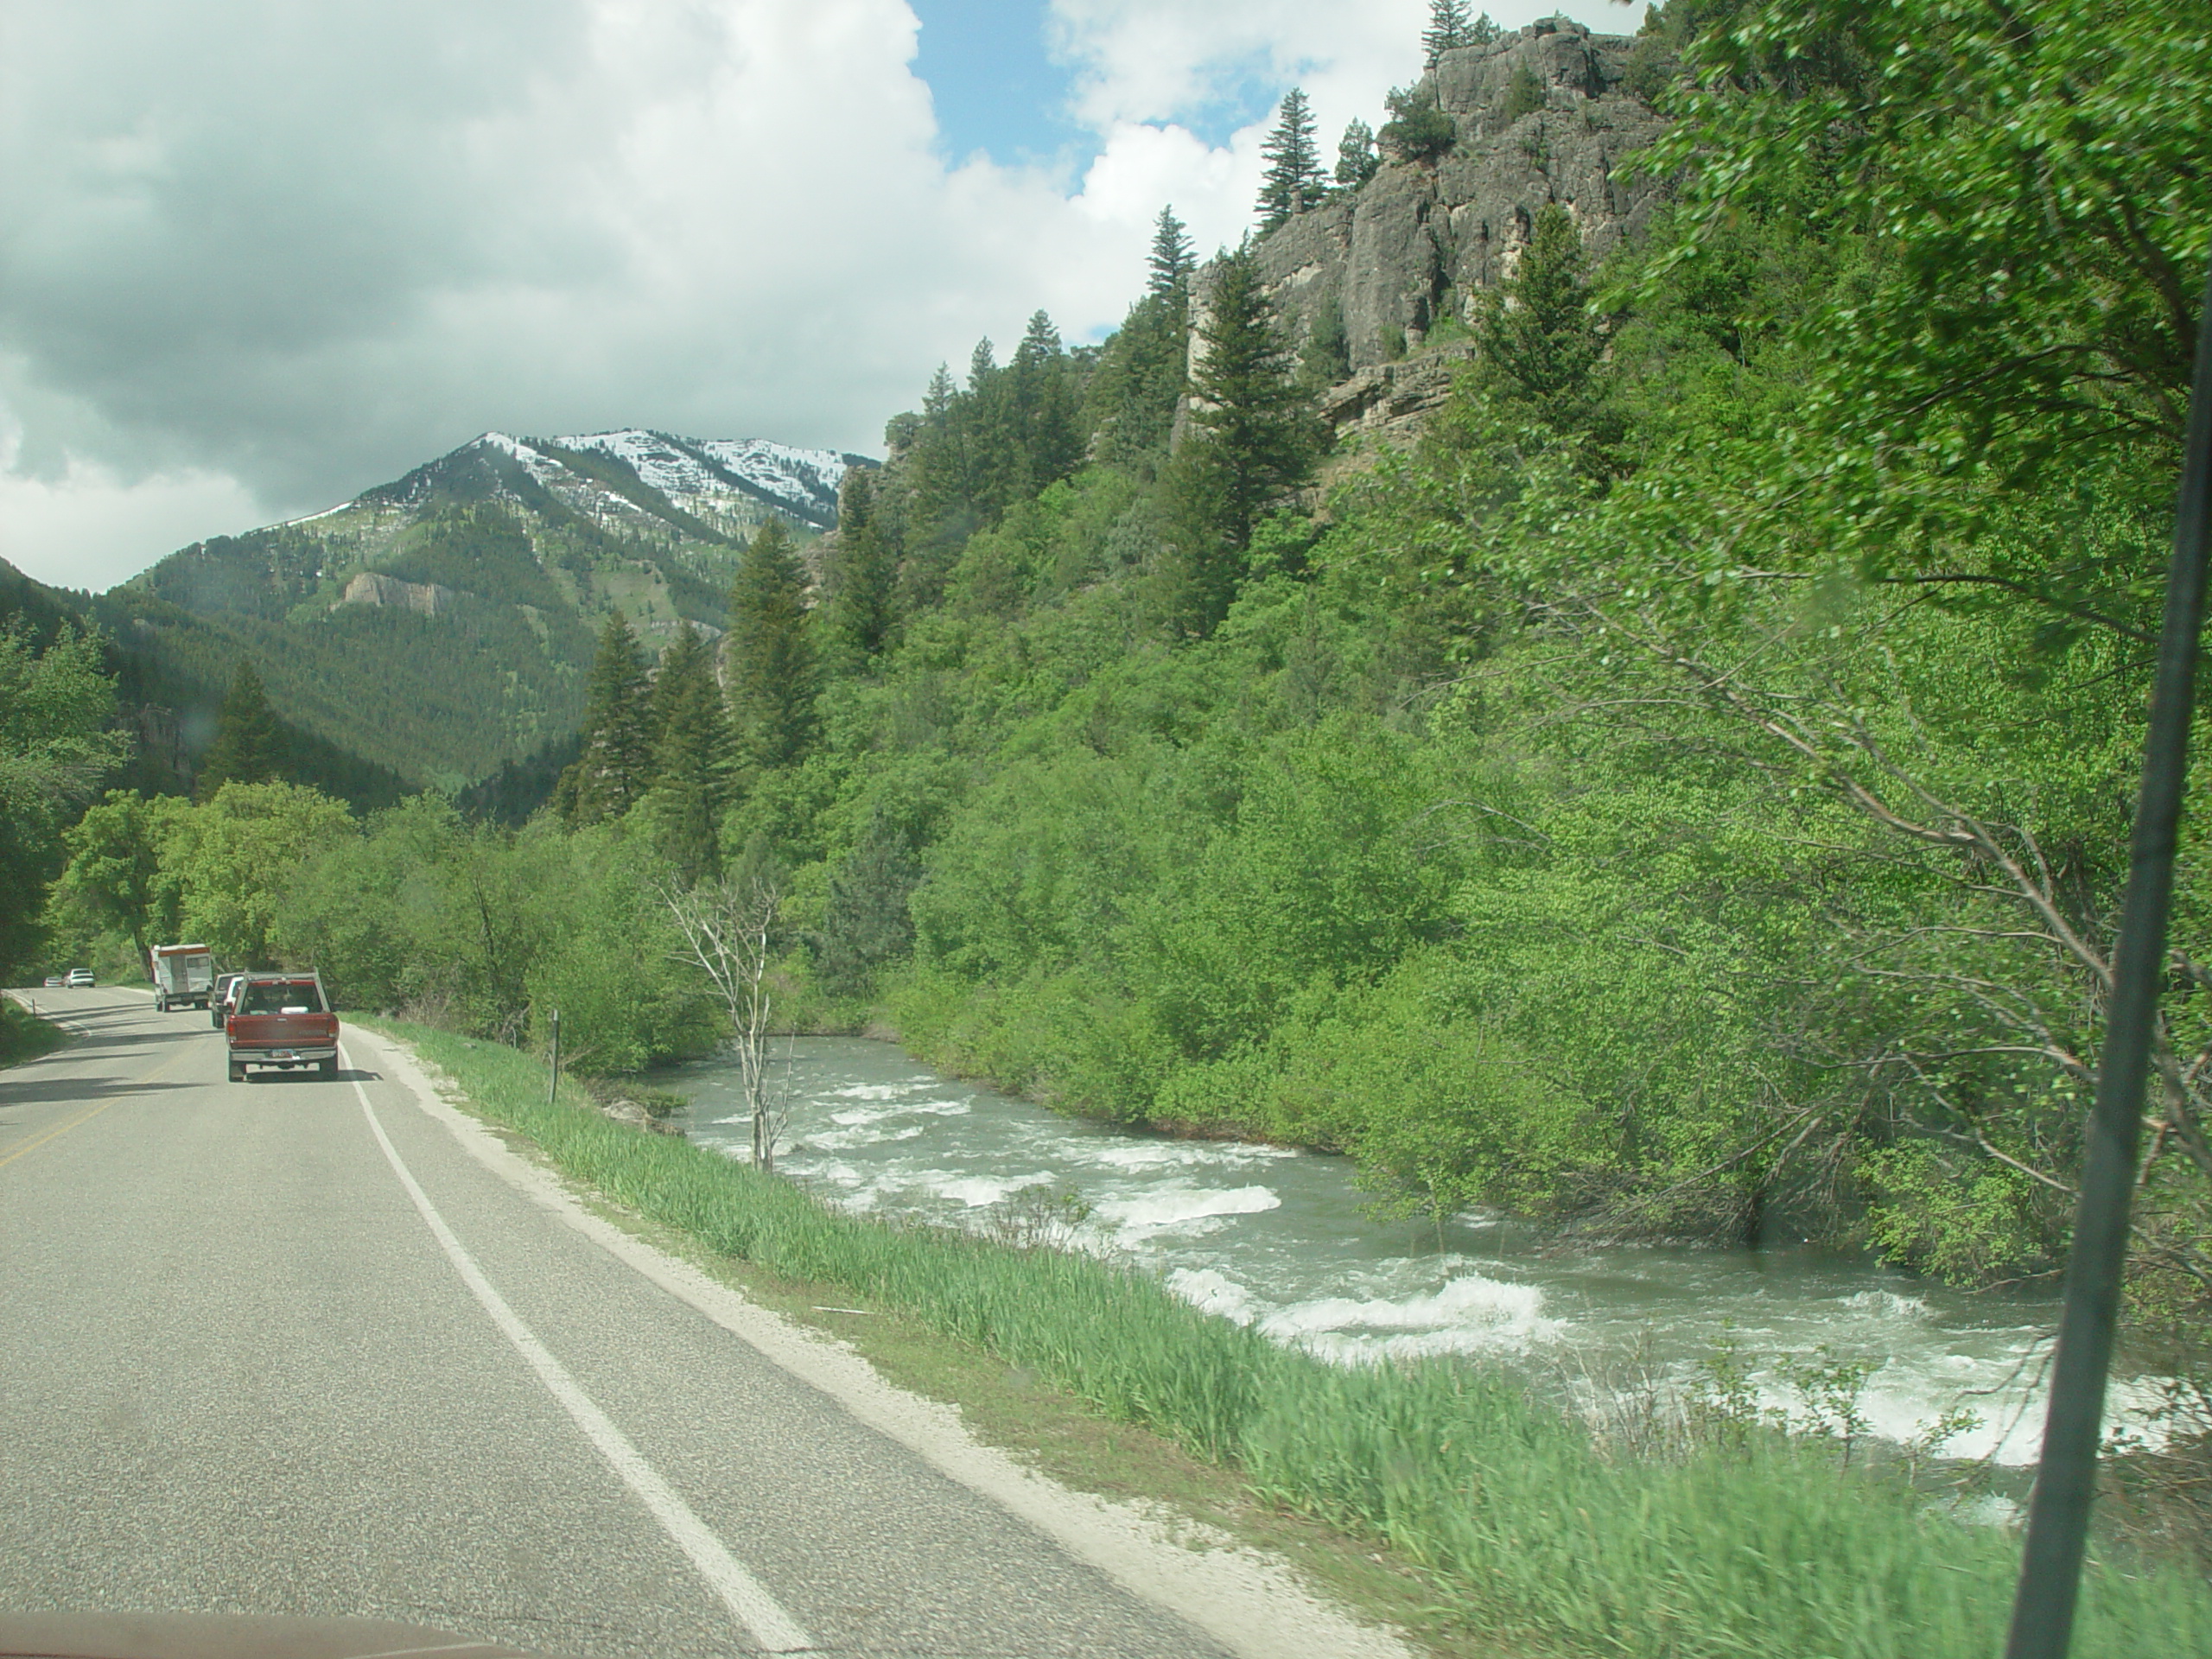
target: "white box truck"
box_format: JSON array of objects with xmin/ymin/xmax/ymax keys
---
[{"xmin": 150, "ymin": 943, "xmax": 215, "ymax": 1012}]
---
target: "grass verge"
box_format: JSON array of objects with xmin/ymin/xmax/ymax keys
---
[
  {"xmin": 367, "ymin": 1018, "xmax": 2212, "ymax": 1659},
  {"xmin": 0, "ymin": 996, "xmax": 71, "ymax": 1068}
]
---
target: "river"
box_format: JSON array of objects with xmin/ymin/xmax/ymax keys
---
[{"xmin": 653, "ymin": 1036, "xmax": 2158, "ymax": 1467}]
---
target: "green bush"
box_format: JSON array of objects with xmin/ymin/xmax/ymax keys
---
[
  {"xmin": 1379, "ymin": 86, "xmax": 1457, "ymax": 162},
  {"xmin": 1498, "ymin": 62, "xmax": 1548, "ymax": 124}
]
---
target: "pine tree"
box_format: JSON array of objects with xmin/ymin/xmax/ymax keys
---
[
  {"xmin": 1164, "ymin": 243, "xmax": 1323, "ymax": 632},
  {"xmin": 196, "ymin": 660, "xmax": 286, "ymax": 800},
  {"xmin": 966, "ymin": 337, "xmax": 1020, "ymax": 519},
  {"xmin": 1255, "ymin": 89, "xmax": 1326, "ymax": 232},
  {"xmin": 908, "ymin": 364, "xmax": 968, "ymax": 530},
  {"xmin": 1423, "ymin": 0, "xmax": 1473, "ymax": 66},
  {"xmin": 822, "ymin": 468, "xmax": 899, "ymax": 664},
  {"xmin": 1147, "ymin": 207, "xmax": 1195, "ymax": 302},
  {"xmin": 648, "ymin": 620, "xmax": 732, "ymax": 883},
  {"xmin": 1478, "ymin": 202, "xmax": 1607, "ymax": 432},
  {"xmin": 1085, "ymin": 292, "xmax": 1188, "ymax": 467},
  {"xmin": 1010, "ymin": 310, "xmax": 1084, "ymax": 494},
  {"xmin": 809, "ymin": 811, "xmax": 921, "ymax": 997},
  {"xmin": 558, "ymin": 612, "xmax": 654, "ymax": 824},
  {"xmin": 1334, "ymin": 118, "xmax": 1380, "ymax": 192},
  {"xmin": 724, "ymin": 520, "xmax": 816, "ymax": 771}
]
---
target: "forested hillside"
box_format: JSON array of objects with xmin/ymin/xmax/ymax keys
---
[
  {"xmin": 79, "ymin": 430, "xmax": 864, "ymax": 791},
  {"xmin": 35, "ymin": 0, "xmax": 2212, "ymax": 1373}
]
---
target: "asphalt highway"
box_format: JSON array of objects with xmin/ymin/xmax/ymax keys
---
[{"xmin": 1, "ymin": 988, "xmax": 1406, "ymax": 1659}]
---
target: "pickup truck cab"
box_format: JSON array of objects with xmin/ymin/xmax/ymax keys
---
[{"xmin": 226, "ymin": 972, "xmax": 340, "ymax": 1082}]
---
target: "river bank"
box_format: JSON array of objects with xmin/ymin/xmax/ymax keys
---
[
  {"xmin": 656, "ymin": 1035, "xmax": 2119, "ymax": 1469},
  {"xmin": 369, "ymin": 1015, "xmax": 2212, "ymax": 1657}
]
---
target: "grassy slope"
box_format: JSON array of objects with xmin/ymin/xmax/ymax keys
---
[
  {"xmin": 366, "ymin": 1018, "xmax": 2212, "ymax": 1659},
  {"xmin": 0, "ymin": 999, "xmax": 70, "ymax": 1068}
]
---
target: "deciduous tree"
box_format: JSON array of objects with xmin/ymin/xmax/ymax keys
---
[{"xmin": 0, "ymin": 621, "xmax": 127, "ymax": 976}]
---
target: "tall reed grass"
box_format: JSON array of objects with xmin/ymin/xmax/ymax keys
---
[{"xmin": 380, "ymin": 1020, "xmax": 2212, "ymax": 1659}]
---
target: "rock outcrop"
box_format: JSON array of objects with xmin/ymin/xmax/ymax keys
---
[
  {"xmin": 1217, "ymin": 17, "xmax": 1669, "ymax": 444},
  {"xmin": 339, "ymin": 570, "xmax": 457, "ymax": 616}
]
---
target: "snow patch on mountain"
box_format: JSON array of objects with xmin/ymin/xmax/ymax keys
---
[{"xmin": 545, "ymin": 429, "xmax": 861, "ymax": 524}]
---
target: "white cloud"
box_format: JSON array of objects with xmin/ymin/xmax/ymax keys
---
[
  {"xmin": 0, "ymin": 461, "xmax": 267, "ymax": 597},
  {"xmin": 0, "ymin": 0, "xmax": 1637, "ymax": 591}
]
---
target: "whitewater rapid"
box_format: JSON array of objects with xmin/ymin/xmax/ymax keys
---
[{"xmin": 658, "ymin": 1037, "xmax": 2166, "ymax": 1465}]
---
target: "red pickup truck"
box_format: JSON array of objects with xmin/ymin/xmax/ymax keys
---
[{"xmin": 226, "ymin": 971, "xmax": 340, "ymax": 1082}]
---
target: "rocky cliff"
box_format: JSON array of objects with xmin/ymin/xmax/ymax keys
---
[
  {"xmin": 1224, "ymin": 16, "xmax": 1669, "ymax": 443},
  {"xmin": 339, "ymin": 570, "xmax": 457, "ymax": 617}
]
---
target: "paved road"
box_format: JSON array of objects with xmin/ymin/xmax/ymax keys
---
[{"xmin": 0, "ymin": 989, "xmax": 1399, "ymax": 1659}]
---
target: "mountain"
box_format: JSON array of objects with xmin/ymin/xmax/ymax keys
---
[
  {"xmin": 99, "ymin": 430, "xmax": 870, "ymax": 792},
  {"xmin": 0, "ymin": 554, "xmax": 410, "ymax": 810}
]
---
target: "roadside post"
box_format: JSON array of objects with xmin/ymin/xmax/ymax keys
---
[
  {"xmin": 2004, "ymin": 264, "xmax": 2212, "ymax": 1659},
  {"xmin": 549, "ymin": 1008, "xmax": 561, "ymax": 1109}
]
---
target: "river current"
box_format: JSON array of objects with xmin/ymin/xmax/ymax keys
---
[{"xmin": 654, "ymin": 1036, "xmax": 2158, "ymax": 1465}]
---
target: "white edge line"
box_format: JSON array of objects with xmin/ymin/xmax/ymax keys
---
[
  {"xmin": 347, "ymin": 1026, "xmax": 1414, "ymax": 1659},
  {"xmin": 345, "ymin": 1047, "xmax": 813, "ymax": 1655}
]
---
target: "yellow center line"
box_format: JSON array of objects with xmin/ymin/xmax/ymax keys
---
[
  {"xmin": 0, "ymin": 1099, "xmax": 121, "ymax": 1172},
  {"xmin": 0, "ymin": 1031, "xmax": 207, "ymax": 1171}
]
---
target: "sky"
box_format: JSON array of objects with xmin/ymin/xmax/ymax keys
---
[{"xmin": 0, "ymin": 0, "xmax": 1633, "ymax": 593}]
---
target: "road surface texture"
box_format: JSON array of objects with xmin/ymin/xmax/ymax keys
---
[{"xmin": 2, "ymin": 988, "xmax": 1409, "ymax": 1659}]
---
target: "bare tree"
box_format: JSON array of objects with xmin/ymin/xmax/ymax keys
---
[{"xmin": 661, "ymin": 871, "xmax": 787, "ymax": 1172}]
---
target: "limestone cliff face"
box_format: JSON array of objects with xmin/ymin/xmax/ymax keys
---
[
  {"xmin": 339, "ymin": 570, "xmax": 456, "ymax": 617},
  {"xmin": 1211, "ymin": 17, "xmax": 1669, "ymax": 444}
]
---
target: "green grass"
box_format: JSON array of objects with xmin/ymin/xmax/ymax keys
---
[
  {"xmin": 376, "ymin": 1018, "xmax": 2212, "ymax": 1659},
  {"xmin": 0, "ymin": 998, "xmax": 70, "ymax": 1068}
]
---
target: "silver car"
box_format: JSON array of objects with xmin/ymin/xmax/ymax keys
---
[{"xmin": 210, "ymin": 972, "xmax": 245, "ymax": 1029}]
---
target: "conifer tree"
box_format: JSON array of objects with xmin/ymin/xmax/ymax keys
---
[
  {"xmin": 1255, "ymin": 89, "xmax": 1326, "ymax": 231},
  {"xmin": 822, "ymin": 468, "xmax": 899, "ymax": 664},
  {"xmin": 1423, "ymin": 0, "xmax": 1473, "ymax": 66},
  {"xmin": 1163, "ymin": 243, "xmax": 1323, "ymax": 632},
  {"xmin": 1334, "ymin": 118, "xmax": 1380, "ymax": 191},
  {"xmin": 1147, "ymin": 207, "xmax": 1195, "ymax": 302},
  {"xmin": 196, "ymin": 660, "xmax": 286, "ymax": 800},
  {"xmin": 724, "ymin": 520, "xmax": 816, "ymax": 771},
  {"xmin": 648, "ymin": 620, "xmax": 732, "ymax": 883},
  {"xmin": 966, "ymin": 337, "xmax": 1018, "ymax": 518},
  {"xmin": 1085, "ymin": 292, "xmax": 1188, "ymax": 467},
  {"xmin": 557, "ymin": 611, "xmax": 654, "ymax": 823},
  {"xmin": 810, "ymin": 812, "xmax": 921, "ymax": 997},
  {"xmin": 908, "ymin": 364, "xmax": 970, "ymax": 532},
  {"xmin": 1011, "ymin": 310, "xmax": 1085, "ymax": 494},
  {"xmin": 1478, "ymin": 201, "xmax": 1604, "ymax": 428}
]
